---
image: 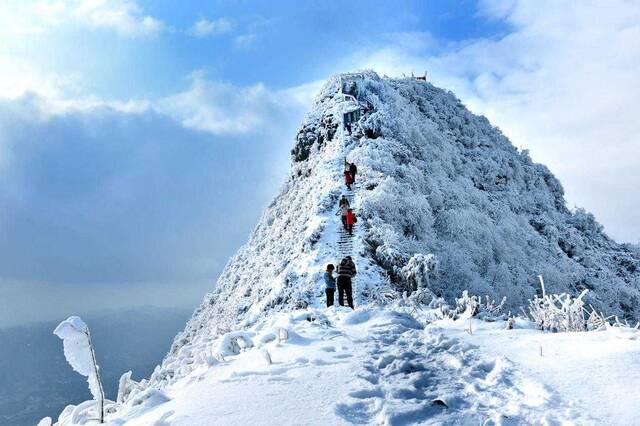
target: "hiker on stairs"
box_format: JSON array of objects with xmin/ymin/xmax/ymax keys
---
[
  {"xmin": 349, "ymin": 162, "xmax": 357, "ymax": 185},
  {"xmin": 345, "ymin": 208, "xmax": 357, "ymax": 236},
  {"xmin": 344, "ymin": 169, "xmax": 353, "ymax": 190},
  {"xmin": 343, "ymin": 159, "xmax": 353, "ymax": 190},
  {"xmin": 324, "ymin": 264, "xmax": 336, "ymax": 307},
  {"xmin": 339, "ymin": 195, "xmax": 350, "ymax": 209},
  {"xmin": 337, "ymin": 256, "xmax": 356, "ymax": 309},
  {"xmin": 336, "ymin": 203, "xmax": 349, "ymax": 228}
]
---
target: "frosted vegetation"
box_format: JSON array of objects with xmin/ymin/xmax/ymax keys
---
[
  {"xmin": 53, "ymin": 317, "xmax": 105, "ymax": 424},
  {"xmin": 144, "ymin": 71, "xmax": 640, "ymax": 390},
  {"xmin": 42, "ymin": 72, "xmax": 640, "ymax": 425},
  {"xmin": 344, "ymin": 73, "xmax": 638, "ymax": 313}
]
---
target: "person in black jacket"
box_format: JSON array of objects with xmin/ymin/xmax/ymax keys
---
[
  {"xmin": 336, "ymin": 256, "xmax": 356, "ymax": 308},
  {"xmin": 349, "ymin": 162, "xmax": 357, "ymax": 184}
]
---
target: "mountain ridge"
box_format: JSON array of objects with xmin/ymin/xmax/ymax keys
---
[{"xmin": 149, "ymin": 70, "xmax": 639, "ymax": 390}]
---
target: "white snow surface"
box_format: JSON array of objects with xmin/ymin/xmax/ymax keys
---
[
  {"xmin": 166, "ymin": 72, "xmax": 639, "ymax": 389},
  {"xmin": 49, "ymin": 305, "xmax": 640, "ymax": 425},
  {"xmin": 47, "ymin": 71, "xmax": 640, "ymax": 424}
]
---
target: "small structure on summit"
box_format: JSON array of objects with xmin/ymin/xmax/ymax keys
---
[
  {"xmin": 412, "ymin": 71, "xmax": 427, "ymax": 81},
  {"xmin": 337, "ymin": 94, "xmax": 362, "ymax": 134}
]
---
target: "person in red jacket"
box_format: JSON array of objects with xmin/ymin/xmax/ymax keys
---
[
  {"xmin": 345, "ymin": 208, "xmax": 357, "ymax": 235},
  {"xmin": 344, "ymin": 170, "xmax": 353, "ymax": 190}
]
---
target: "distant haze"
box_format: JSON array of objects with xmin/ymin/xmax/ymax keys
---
[
  {"xmin": 0, "ymin": 0, "xmax": 638, "ymax": 326},
  {"xmin": 0, "ymin": 306, "xmax": 192, "ymax": 425}
]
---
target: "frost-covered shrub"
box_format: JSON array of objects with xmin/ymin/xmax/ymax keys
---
[
  {"xmin": 425, "ymin": 291, "xmax": 507, "ymax": 321},
  {"xmin": 528, "ymin": 289, "xmax": 640, "ymax": 333},
  {"xmin": 527, "ymin": 290, "xmax": 591, "ymax": 332},
  {"xmin": 401, "ymin": 253, "xmax": 438, "ymax": 296},
  {"xmin": 455, "ymin": 290, "xmax": 506, "ymax": 320},
  {"xmin": 216, "ymin": 331, "xmax": 255, "ymax": 356},
  {"xmin": 117, "ymin": 371, "xmax": 144, "ymax": 404}
]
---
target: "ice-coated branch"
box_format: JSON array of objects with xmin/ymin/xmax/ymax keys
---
[
  {"xmin": 537, "ymin": 275, "xmax": 546, "ymax": 298},
  {"xmin": 53, "ymin": 316, "xmax": 105, "ymax": 423}
]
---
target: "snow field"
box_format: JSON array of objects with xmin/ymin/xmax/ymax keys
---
[
  {"xmin": 161, "ymin": 71, "xmax": 639, "ymax": 396},
  {"xmin": 50, "ymin": 304, "xmax": 639, "ymax": 425},
  {"xmin": 442, "ymin": 317, "xmax": 640, "ymax": 425},
  {"xmin": 45, "ymin": 71, "xmax": 640, "ymax": 425}
]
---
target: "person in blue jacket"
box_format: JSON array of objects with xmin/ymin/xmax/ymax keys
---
[{"xmin": 324, "ymin": 264, "xmax": 336, "ymax": 307}]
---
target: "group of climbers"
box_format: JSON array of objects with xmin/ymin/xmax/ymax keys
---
[
  {"xmin": 343, "ymin": 159, "xmax": 357, "ymax": 190},
  {"xmin": 323, "ymin": 159, "xmax": 359, "ymax": 309},
  {"xmin": 317, "ymin": 94, "xmax": 368, "ymax": 309},
  {"xmin": 324, "ymin": 256, "xmax": 356, "ymax": 308}
]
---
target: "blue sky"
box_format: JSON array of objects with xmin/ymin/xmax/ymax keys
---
[{"xmin": 0, "ymin": 0, "xmax": 638, "ymax": 326}]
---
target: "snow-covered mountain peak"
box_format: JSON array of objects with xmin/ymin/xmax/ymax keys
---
[
  {"xmin": 44, "ymin": 71, "xmax": 640, "ymax": 426},
  {"xmin": 150, "ymin": 70, "xmax": 640, "ymax": 390}
]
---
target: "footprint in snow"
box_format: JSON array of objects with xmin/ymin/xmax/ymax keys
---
[
  {"xmin": 152, "ymin": 410, "xmax": 174, "ymax": 426},
  {"xmin": 333, "ymin": 352, "xmax": 353, "ymax": 359},
  {"xmin": 357, "ymin": 373, "xmax": 380, "ymax": 385},
  {"xmin": 381, "ymin": 402, "xmax": 447, "ymax": 426},
  {"xmin": 348, "ymin": 388, "xmax": 385, "ymax": 399},
  {"xmin": 311, "ymin": 358, "xmax": 337, "ymax": 366},
  {"xmin": 335, "ymin": 399, "xmax": 382, "ymax": 424},
  {"xmin": 389, "ymin": 387, "xmax": 425, "ymax": 400}
]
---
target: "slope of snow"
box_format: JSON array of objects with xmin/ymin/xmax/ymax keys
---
[
  {"xmin": 48, "ymin": 305, "xmax": 640, "ymax": 425},
  {"xmin": 45, "ymin": 71, "xmax": 640, "ymax": 424},
  {"xmin": 165, "ymin": 72, "xmax": 639, "ymax": 391},
  {"xmin": 444, "ymin": 317, "xmax": 640, "ymax": 425}
]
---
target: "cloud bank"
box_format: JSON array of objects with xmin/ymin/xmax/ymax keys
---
[{"xmin": 0, "ymin": 80, "xmax": 307, "ymax": 326}]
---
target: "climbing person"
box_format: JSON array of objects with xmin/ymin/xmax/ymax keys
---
[
  {"xmin": 324, "ymin": 264, "xmax": 336, "ymax": 307},
  {"xmin": 349, "ymin": 162, "xmax": 357, "ymax": 185},
  {"xmin": 339, "ymin": 195, "xmax": 350, "ymax": 209},
  {"xmin": 344, "ymin": 159, "xmax": 351, "ymax": 174},
  {"xmin": 336, "ymin": 202, "xmax": 349, "ymax": 228},
  {"xmin": 346, "ymin": 208, "xmax": 357, "ymax": 235},
  {"xmin": 337, "ymin": 256, "xmax": 356, "ymax": 309},
  {"xmin": 344, "ymin": 169, "xmax": 353, "ymax": 190},
  {"xmin": 345, "ymin": 121, "xmax": 352, "ymax": 135}
]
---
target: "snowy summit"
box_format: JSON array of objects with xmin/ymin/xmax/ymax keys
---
[{"xmin": 44, "ymin": 71, "xmax": 640, "ymax": 425}]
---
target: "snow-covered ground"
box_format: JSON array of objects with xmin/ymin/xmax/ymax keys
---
[
  {"xmin": 42, "ymin": 71, "xmax": 640, "ymax": 425},
  {"xmin": 447, "ymin": 318, "xmax": 640, "ymax": 425},
  {"xmin": 44, "ymin": 304, "xmax": 640, "ymax": 425}
]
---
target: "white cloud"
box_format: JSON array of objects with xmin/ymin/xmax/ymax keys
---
[
  {"xmin": 353, "ymin": 0, "xmax": 640, "ymax": 242},
  {"xmin": 0, "ymin": 62, "xmax": 312, "ymax": 138},
  {"xmin": 188, "ymin": 17, "xmax": 233, "ymax": 38},
  {"xmin": 157, "ymin": 71, "xmax": 308, "ymax": 135},
  {"xmin": 0, "ymin": 56, "xmax": 69, "ymax": 99},
  {"xmin": 0, "ymin": 1, "xmax": 166, "ymax": 100},
  {"xmin": 234, "ymin": 33, "xmax": 257, "ymax": 49},
  {"xmin": 4, "ymin": 0, "xmax": 167, "ymax": 37}
]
